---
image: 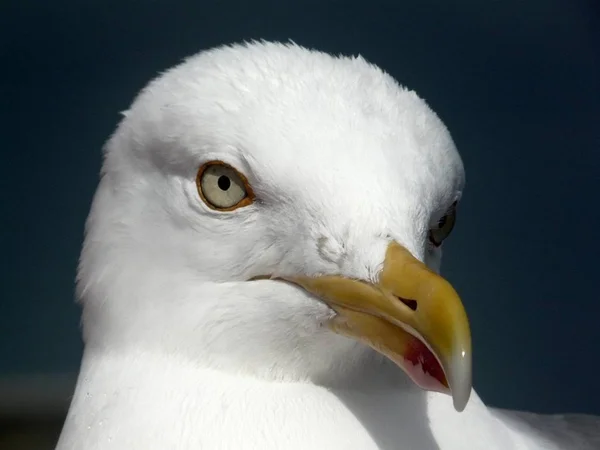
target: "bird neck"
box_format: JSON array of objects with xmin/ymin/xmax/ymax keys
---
[{"xmin": 58, "ymin": 347, "xmax": 527, "ymax": 450}]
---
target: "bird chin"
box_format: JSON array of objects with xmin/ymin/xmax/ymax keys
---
[{"xmin": 328, "ymin": 308, "xmax": 450, "ymax": 395}]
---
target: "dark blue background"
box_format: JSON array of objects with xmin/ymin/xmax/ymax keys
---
[{"xmin": 1, "ymin": 0, "xmax": 599, "ymax": 414}]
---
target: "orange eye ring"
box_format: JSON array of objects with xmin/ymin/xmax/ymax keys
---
[{"xmin": 196, "ymin": 161, "xmax": 255, "ymax": 211}]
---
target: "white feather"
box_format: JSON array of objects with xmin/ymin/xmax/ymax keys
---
[{"xmin": 57, "ymin": 41, "xmax": 598, "ymax": 450}]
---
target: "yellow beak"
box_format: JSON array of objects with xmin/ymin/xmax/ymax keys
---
[{"xmin": 286, "ymin": 242, "xmax": 472, "ymax": 412}]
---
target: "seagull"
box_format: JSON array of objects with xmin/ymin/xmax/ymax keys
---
[{"xmin": 56, "ymin": 41, "xmax": 599, "ymax": 450}]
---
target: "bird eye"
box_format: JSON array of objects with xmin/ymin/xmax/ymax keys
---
[
  {"xmin": 428, "ymin": 202, "xmax": 457, "ymax": 247},
  {"xmin": 196, "ymin": 161, "xmax": 254, "ymax": 211}
]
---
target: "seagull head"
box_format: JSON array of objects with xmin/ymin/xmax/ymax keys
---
[{"xmin": 78, "ymin": 42, "xmax": 471, "ymax": 411}]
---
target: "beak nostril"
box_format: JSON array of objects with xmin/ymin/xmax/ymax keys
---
[{"xmin": 395, "ymin": 296, "xmax": 418, "ymax": 311}]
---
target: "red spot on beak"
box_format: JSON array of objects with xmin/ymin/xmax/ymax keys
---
[{"xmin": 403, "ymin": 336, "xmax": 449, "ymax": 393}]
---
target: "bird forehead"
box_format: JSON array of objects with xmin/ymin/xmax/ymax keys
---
[
  {"xmin": 234, "ymin": 101, "xmax": 463, "ymax": 215},
  {"xmin": 124, "ymin": 42, "xmax": 464, "ymax": 208},
  {"xmin": 135, "ymin": 42, "xmax": 428, "ymax": 146}
]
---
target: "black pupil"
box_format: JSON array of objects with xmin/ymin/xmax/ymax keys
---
[{"xmin": 217, "ymin": 175, "xmax": 231, "ymax": 191}]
